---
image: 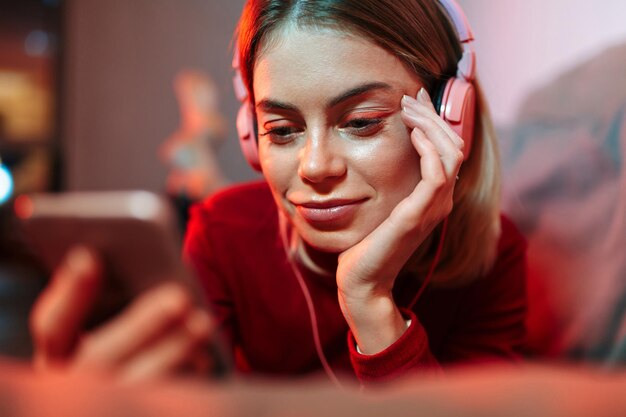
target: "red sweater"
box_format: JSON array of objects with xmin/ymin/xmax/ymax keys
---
[{"xmin": 184, "ymin": 181, "xmax": 527, "ymax": 383}]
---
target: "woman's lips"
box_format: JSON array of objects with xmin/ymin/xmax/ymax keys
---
[{"xmin": 294, "ymin": 199, "xmax": 366, "ymax": 224}]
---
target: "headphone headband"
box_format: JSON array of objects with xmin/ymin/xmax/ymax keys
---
[
  {"xmin": 438, "ymin": 0, "xmax": 474, "ymax": 43},
  {"xmin": 438, "ymin": 0, "xmax": 476, "ymax": 81}
]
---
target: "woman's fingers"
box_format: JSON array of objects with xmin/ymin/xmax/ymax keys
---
[
  {"xmin": 30, "ymin": 246, "xmax": 103, "ymax": 366},
  {"xmin": 410, "ymin": 127, "xmax": 447, "ymax": 192},
  {"xmin": 386, "ymin": 127, "xmax": 451, "ymax": 224},
  {"xmin": 390, "ymin": 118, "xmax": 458, "ymax": 226},
  {"xmin": 403, "ymin": 88, "xmax": 465, "ymax": 150},
  {"xmin": 74, "ymin": 283, "xmax": 194, "ymax": 368},
  {"xmin": 73, "ymin": 282, "xmax": 216, "ymax": 381},
  {"xmin": 401, "ymin": 90, "xmax": 464, "ymax": 179},
  {"xmin": 31, "ymin": 249, "xmax": 217, "ymax": 381},
  {"xmin": 118, "ymin": 309, "xmax": 214, "ymax": 383}
]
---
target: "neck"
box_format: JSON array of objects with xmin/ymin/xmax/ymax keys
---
[
  {"xmin": 278, "ymin": 211, "xmax": 337, "ymax": 277},
  {"xmin": 297, "ymin": 241, "xmax": 338, "ymax": 277}
]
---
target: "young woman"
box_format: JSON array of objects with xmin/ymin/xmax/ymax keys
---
[{"xmin": 30, "ymin": 0, "xmax": 526, "ymax": 385}]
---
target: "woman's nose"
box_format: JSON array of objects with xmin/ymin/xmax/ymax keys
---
[{"xmin": 297, "ymin": 131, "xmax": 346, "ymax": 183}]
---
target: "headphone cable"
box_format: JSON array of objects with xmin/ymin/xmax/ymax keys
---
[
  {"xmin": 408, "ymin": 216, "xmax": 449, "ymax": 310},
  {"xmin": 278, "ymin": 215, "xmax": 344, "ymax": 389}
]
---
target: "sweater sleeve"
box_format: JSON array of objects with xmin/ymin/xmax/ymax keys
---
[{"xmin": 347, "ymin": 309, "xmax": 442, "ymax": 383}]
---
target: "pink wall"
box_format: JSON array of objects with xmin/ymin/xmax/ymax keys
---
[{"xmin": 459, "ymin": 0, "xmax": 626, "ymax": 125}]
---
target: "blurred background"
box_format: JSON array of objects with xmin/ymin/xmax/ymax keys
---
[{"xmin": 1, "ymin": 0, "xmax": 625, "ymax": 363}]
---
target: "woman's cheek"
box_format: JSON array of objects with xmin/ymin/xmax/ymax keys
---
[
  {"xmin": 259, "ymin": 143, "xmax": 295, "ymax": 194},
  {"xmin": 347, "ymin": 125, "xmax": 417, "ymax": 175}
]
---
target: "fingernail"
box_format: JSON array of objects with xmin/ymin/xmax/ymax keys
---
[
  {"xmin": 418, "ymin": 87, "xmax": 430, "ymax": 103},
  {"xmin": 187, "ymin": 310, "xmax": 213, "ymax": 338},
  {"xmin": 158, "ymin": 284, "xmax": 190, "ymax": 315},
  {"xmin": 65, "ymin": 246, "xmax": 94, "ymax": 275}
]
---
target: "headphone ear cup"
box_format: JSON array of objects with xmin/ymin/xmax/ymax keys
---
[
  {"xmin": 438, "ymin": 77, "xmax": 476, "ymax": 160},
  {"xmin": 432, "ymin": 81, "xmax": 447, "ymax": 117},
  {"xmin": 236, "ymin": 100, "xmax": 262, "ymax": 172}
]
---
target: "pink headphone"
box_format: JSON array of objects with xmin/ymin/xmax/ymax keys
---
[{"xmin": 232, "ymin": 0, "xmax": 477, "ymax": 172}]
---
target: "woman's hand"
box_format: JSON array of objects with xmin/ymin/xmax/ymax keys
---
[
  {"xmin": 336, "ymin": 88, "xmax": 464, "ymax": 354},
  {"xmin": 30, "ymin": 246, "xmax": 216, "ymax": 383}
]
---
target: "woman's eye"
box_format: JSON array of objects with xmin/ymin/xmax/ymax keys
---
[
  {"xmin": 343, "ymin": 118, "xmax": 384, "ymax": 136},
  {"xmin": 260, "ymin": 126, "xmax": 300, "ymax": 144}
]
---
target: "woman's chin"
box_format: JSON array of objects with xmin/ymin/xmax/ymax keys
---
[{"xmin": 300, "ymin": 230, "xmax": 362, "ymax": 254}]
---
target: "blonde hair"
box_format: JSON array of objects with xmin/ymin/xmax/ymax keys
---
[{"xmin": 237, "ymin": 0, "xmax": 501, "ymax": 285}]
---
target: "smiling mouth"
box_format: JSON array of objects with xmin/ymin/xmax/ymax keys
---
[{"xmin": 294, "ymin": 199, "xmax": 367, "ymax": 224}]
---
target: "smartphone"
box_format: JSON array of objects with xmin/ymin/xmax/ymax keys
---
[
  {"xmin": 14, "ymin": 190, "xmax": 201, "ymax": 303},
  {"xmin": 14, "ymin": 190, "xmax": 231, "ymax": 376}
]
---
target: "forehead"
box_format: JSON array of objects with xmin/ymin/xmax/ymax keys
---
[{"xmin": 252, "ymin": 26, "xmax": 420, "ymax": 102}]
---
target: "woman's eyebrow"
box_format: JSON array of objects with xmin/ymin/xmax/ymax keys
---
[
  {"xmin": 256, "ymin": 98, "xmax": 298, "ymax": 113},
  {"xmin": 255, "ymin": 82, "xmax": 393, "ymax": 113},
  {"xmin": 327, "ymin": 82, "xmax": 392, "ymax": 108}
]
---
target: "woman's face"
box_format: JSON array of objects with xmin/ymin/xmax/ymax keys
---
[{"xmin": 253, "ymin": 27, "xmax": 424, "ymax": 253}]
